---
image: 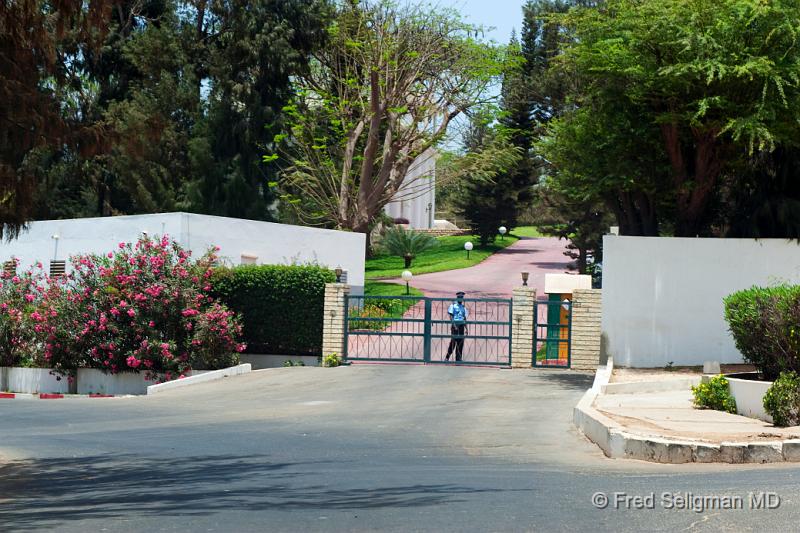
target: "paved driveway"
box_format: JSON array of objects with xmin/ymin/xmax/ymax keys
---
[
  {"xmin": 396, "ymin": 237, "xmax": 573, "ymax": 298},
  {"xmin": 3, "ymin": 366, "xmax": 800, "ymax": 532}
]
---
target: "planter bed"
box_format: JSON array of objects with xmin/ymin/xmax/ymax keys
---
[
  {"xmin": 1, "ymin": 367, "xmax": 209, "ymax": 396},
  {"xmin": 726, "ymin": 372, "xmax": 773, "ymax": 423}
]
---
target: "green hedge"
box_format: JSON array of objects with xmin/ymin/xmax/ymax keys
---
[
  {"xmin": 210, "ymin": 265, "xmax": 335, "ymax": 356},
  {"xmin": 724, "ymin": 284, "xmax": 800, "ymax": 381}
]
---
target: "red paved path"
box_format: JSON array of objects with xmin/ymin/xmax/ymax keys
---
[{"xmin": 389, "ymin": 236, "xmax": 573, "ymax": 299}]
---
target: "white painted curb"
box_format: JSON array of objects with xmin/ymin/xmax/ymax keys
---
[
  {"xmin": 147, "ymin": 364, "xmax": 252, "ymax": 395},
  {"xmin": 573, "ymin": 357, "xmax": 798, "ymax": 463}
]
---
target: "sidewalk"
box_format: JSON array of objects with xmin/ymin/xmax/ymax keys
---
[{"xmin": 574, "ymin": 359, "xmax": 800, "ymax": 464}]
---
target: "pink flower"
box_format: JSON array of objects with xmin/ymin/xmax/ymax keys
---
[
  {"xmin": 148, "ymin": 320, "xmax": 155, "ymax": 328},
  {"xmin": 127, "ymin": 308, "xmax": 135, "ymax": 317},
  {"xmin": 126, "ymin": 356, "xmax": 141, "ymax": 368},
  {"xmin": 107, "ymin": 252, "xmax": 113, "ymax": 258},
  {"xmin": 119, "ymin": 242, "xmax": 126, "ymax": 248},
  {"xmin": 24, "ymin": 293, "xmax": 34, "ymax": 302}
]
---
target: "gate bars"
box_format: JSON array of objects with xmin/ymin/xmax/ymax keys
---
[{"xmin": 344, "ymin": 295, "xmax": 513, "ymax": 366}]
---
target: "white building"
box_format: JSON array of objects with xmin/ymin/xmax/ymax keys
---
[
  {"xmin": 383, "ymin": 148, "xmax": 436, "ymax": 229},
  {"xmin": 0, "ymin": 212, "xmax": 366, "ymax": 291}
]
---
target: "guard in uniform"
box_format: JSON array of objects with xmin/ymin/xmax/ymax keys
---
[{"xmin": 445, "ymin": 291, "xmax": 468, "ymax": 361}]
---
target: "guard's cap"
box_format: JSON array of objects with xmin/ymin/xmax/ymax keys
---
[{"xmin": 456, "ymin": 291, "xmax": 465, "ymax": 297}]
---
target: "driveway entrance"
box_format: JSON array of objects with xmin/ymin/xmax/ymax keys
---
[{"xmin": 344, "ymin": 295, "xmax": 512, "ymax": 366}]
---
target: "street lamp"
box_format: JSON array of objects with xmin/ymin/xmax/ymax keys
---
[
  {"xmin": 335, "ymin": 266, "xmax": 343, "ymax": 283},
  {"xmin": 499, "ymin": 226, "xmax": 507, "ymax": 240},
  {"xmin": 521, "ymin": 271, "xmax": 529, "ymax": 286},
  {"xmin": 401, "ymin": 270, "xmax": 413, "ymax": 295},
  {"xmin": 464, "ymin": 241, "xmax": 473, "ymax": 260}
]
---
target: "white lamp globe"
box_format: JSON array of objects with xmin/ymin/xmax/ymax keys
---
[
  {"xmin": 464, "ymin": 241, "xmax": 474, "ymax": 251},
  {"xmin": 499, "ymin": 226, "xmax": 507, "ymax": 235},
  {"xmin": 401, "ymin": 270, "xmax": 413, "ymax": 282}
]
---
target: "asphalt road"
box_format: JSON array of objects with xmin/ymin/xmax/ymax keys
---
[{"xmin": 3, "ymin": 365, "xmax": 800, "ymax": 532}]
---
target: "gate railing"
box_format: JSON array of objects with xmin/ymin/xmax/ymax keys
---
[
  {"xmin": 344, "ymin": 295, "xmax": 512, "ymax": 366},
  {"xmin": 533, "ymin": 299, "xmax": 572, "ymax": 368}
]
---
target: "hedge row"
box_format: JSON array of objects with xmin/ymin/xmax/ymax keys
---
[
  {"xmin": 210, "ymin": 264, "xmax": 336, "ymax": 356},
  {"xmin": 724, "ymin": 284, "xmax": 800, "ymax": 381}
]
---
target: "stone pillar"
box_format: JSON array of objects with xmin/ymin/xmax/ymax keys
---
[
  {"xmin": 511, "ymin": 286, "xmax": 536, "ymax": 368},
  {"xmin": 322, "ymin": 283, "xmax": 350, "ymax": 358},
  {"xmin": 571, "ymin": 289, "xmax": 602, "ymax": 370}
]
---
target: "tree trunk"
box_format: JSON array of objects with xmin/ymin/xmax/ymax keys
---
[{"xmin": 404, "ymin": 254, "xmax": 412, "ymax": 268}]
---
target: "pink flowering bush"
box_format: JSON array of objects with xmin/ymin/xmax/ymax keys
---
[
  {"xmin": 0, "ymin": 260, "xmax": 49, "ymax": 367},
  {"xmin": 38, "ymin": 236, "xmax": 245, "ymax": 378}
]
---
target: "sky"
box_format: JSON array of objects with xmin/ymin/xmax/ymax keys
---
[{"xmin": 449, "ymin": 0, "xmax": 523, "ymax": 45}]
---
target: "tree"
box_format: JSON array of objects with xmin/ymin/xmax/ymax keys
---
[
  {"xmin": 275, "ymin": 0, "xmax": 502, "ymax": 250},
  {"xmin": 555, "ymin": 0, "xmax": 800, "ymax": 236},
  {"xmin": 21, "ymin": 1, "xmax": 330, "ymax": 224},
  {"xmin": 1, "ymin": 1, "xmax": 118, "ymax": 238}
]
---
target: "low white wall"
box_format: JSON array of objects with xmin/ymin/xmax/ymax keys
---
[
  {"xmin": 0, "ymin": 212, "xmax": 366, "ymax": 290},
  {"xmin": 5, "ymin": 368, "xmax": 72, "ymax": 394},
  {"xmin": 77, "ymin": 369, "xmax": 151, "ymax": 395},
  {"xmin": 602, "ymin": 236, "xmax": 800, "ymax": 367}
]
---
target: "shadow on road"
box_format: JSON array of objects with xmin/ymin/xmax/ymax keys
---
[
  {"xmin": 0, "ymin": 454, "xmax": 530, "ymax": 530},
  {"xmin": 530, "ymin": 371, "xmax": 594, "ymax": 391}
]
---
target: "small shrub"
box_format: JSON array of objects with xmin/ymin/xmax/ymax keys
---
[
  {"xmin": 283, "ymin": 359, "xmax": 306, "ymax": 367},
  {"xmin": 322, "ymin": 353, "xmax": 341, "ymax": 367},
  {"xmin": 724, "ymin": 285, "xmax": 800, "ymax": 380},
  {"xmin": 691, "ymin": 375, "xmax": 737, "ymax": 414},
  {"xmin": 379, "ymin": 226, "xmax": 438, "ymax": 268},
  {"xmin": 349, "ymin": 303, "xmax": 390, "ymax": 330},
  {"xmin": 763, "ymin": 371, "xmax": 800, "ymax": 427}
]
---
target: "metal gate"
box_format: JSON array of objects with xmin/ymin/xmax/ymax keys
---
[
  {"xmin": 344, "ymin": 295, "xmax": 512, "ymax": 366},
  {"xmin": 533, "ymin": 297, "xmax": 572, "ymax": 368}
]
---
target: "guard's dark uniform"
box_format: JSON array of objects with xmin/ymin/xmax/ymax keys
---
[{"xmin": 445, "ymin": 291, "xmax": 468, "ymax": 361}]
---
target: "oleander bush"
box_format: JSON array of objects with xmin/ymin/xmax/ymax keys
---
[
  {"xmin": 724, "ymin": 285, "xmax": 800, "ymax": 381},
  {"xmin": 210, "ymin": 264, "xmax": 335, "ymax": 356},
  {"xmin": 691, "ymin": 375, "xmax": 737, "ymax": 414},
  {"xmin": 1, "ymin": 236, "xmax": 245, "ymax": 380},
  {"xmin": 0, "ymin": 261, "xmax": 48, "ymax": 367},
  {"xmin": 763, "ymin": 371, "xmax": 800, "ymax": 427}
]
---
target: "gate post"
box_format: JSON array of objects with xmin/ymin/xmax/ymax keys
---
[
  {"xmin": 322, "ymin": 282, "xmax": 350, "ymax": 359},
  {"xmin": 511, "ymin": 286, "xmax": 536, "ymax": 368},
  {"xmin": 570, "ymin": 289, "xmax": 602, "ymax": 370}
]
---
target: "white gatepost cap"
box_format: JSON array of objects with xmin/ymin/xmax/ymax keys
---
[{"xmin": 544, "ymin": 274, "xmax": 592, "ymax": 295}]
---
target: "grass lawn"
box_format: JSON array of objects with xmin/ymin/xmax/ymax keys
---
[
  {"xmin": 364, "ymin": 280, "xmax": 424, "ymax": 297},
  {"xmin": 510, "ymin": 225, "xmax": 545, "ymax": 238},
  {"xmin": 366, "ymin": 233, "xmax": 520, "ymax": 279}
]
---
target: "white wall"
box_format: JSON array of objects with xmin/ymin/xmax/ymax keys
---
[
  {"xmin": 0, "ymin": 212, "xmax": 366, "ymax": 289},
  {"xmin": 602, "ymin": 236, "xmax": 800, "ymax": 367},
  {"xmin": 384, "ymin": 149, "xmax": 436, "ymax": 229}
]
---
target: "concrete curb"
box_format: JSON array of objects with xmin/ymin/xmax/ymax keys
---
[
  {"xmin": 146, "ymin": 363, "xmax": 252, "ymax": 395},
  {"xmin": 574, "ymin": 361, "xmax": 800, "ymax": 464},
  {"xmin": 600, "ymin": 376, "xmax": 700, "ymax": 395}
]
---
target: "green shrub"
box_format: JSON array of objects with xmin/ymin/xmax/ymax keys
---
[
  {"xmin": 379, "ymin": 226, "xmax": 438, "ymax": 268},
  {"xmin": 724, "ymin": 285, "xmax": 800, "ymax": 380},
  {"xmin": 763, "ymin": 371, "xmax": 800, "ymax": 427},
  {"xmin": 283, "ymin": 359, "xmax": 306, "ymax": 367},
  {"xmin": 211, "ymin": 265, "xmax": 335, "ymax": 356},
  {"xmin": 323, "ymin": 353, "xmax": 341, "ymax": 367},
  {"xmin": 691, "ymin": 375, "xmax": 737, "ymax": 414}
]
